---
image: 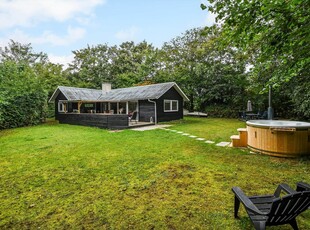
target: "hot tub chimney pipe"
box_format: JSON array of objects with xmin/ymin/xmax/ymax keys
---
[{"xmin": 268, "ymin": 85, "xmax": 274, "ymax": 120}]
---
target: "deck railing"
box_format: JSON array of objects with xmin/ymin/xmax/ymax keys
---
[{"xmin": 57, "ymin": 113, "xmax": 129, "ymax": 129}]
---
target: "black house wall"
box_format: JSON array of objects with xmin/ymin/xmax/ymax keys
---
[
  {"xmin": 156, "ymin": 87, "xmax": 184, "ymax": 122},
  {"xmin": 55, "ymin": 92, "xmax": 67, "ymax": 120},
  {"xmin": 138, "ymin": 87, "xmax": 184, "ymax": 122}
]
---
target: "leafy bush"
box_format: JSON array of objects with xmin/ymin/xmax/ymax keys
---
[
  {"xmin": 0, "ymin": 62, "xmax": 47, "ymax": 129},
  {"xmin": 46, "ymin": 103, "xmax": 55, "ymax": 118},
  {"xmin": 205, "ymin": 105, "xmax": 239, "ymax": 118}
]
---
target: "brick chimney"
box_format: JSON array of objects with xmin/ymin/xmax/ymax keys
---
[{"xmin": 102, "ymin": 83, "xmax": 111, "ymax": 94}]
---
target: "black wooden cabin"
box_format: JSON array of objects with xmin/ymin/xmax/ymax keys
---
[{"xmin": 49, "ymin": 82, "xmax": 189, "ymax": 129}]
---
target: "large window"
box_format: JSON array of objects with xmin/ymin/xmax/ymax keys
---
[{"xmin": 164, "ymin": 100, "xmax": 178, "ymax": 112}]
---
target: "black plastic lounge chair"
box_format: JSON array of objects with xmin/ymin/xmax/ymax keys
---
[{"xmin": 232, "ymin": 183, "xmax": 310, "ymax": 230}]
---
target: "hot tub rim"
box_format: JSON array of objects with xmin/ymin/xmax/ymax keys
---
[{"xmin": 246, "ymin": 120, "xmax": 310, "ymax": 130}]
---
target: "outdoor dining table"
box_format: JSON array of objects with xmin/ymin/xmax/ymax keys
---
[{"xmin": 246, "ymin": 113, "xmax": 258, "ymax": 119}]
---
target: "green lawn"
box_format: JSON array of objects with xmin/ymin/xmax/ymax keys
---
[{"xmin": 0, "ymin": 117, "xmax": 309, "ymax": 229}]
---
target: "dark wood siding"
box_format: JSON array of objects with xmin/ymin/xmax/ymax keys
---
[
  {"xmin": 138, "ymin": 100, "xmax": 155, "ymax": 122},
  {"xmin": 57, "ymin": 114, "xmax": 129, "ymax": 129},
  {"xmin": 55, "ymin": 92, "xmax": 67, "ymax": 120},
  {"xmin": 156, "ymin": 87, "xmax": 184, "ymax": 122},
  {"xmin": 55, "ymin": 91, "xmax": 128, "ymax": 129}
]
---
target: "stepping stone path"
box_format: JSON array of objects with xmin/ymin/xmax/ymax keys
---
[
  {"xmin": 164, "ymin": 128, "xmax": 230, "ymax": 147},
  {"xmin": 205, "ymin": 140, "xmax": 215, "ymax": 144},
  {"xmin": 131, "ymin": 124, "xmax": 172, "ymax": 131},
  {"xmin": 216, "ymin": 142, "xmax": 231, "ymax": 147},
  {"xmin": 196, "ymin": 138, "xmax": 205, "ymax": 141}
]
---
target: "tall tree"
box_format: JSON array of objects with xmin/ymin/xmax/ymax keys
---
[
  {"xmin": 203, "ymin": 0, "xmax": 310, "ymax": 118},
  {"xmin": 68, "ymin": 41, "xmax": 157, "ymax": 89},
  {"xmin": 0, "ymin": 40, "xmax": 69, "ymax": 121},
  {"xmin": 34, "ymin": 62, "xmax": 69, "ymax": 96},
  {"xmin": 157, "ymin": 27, "xmax": 247, "ymax": 112},
  {"xmin": 68, "ymin": 44, "xmax": 112, "ymax": 88},
  {"xmin": 204, "ymin": 0, "xmax": 309, "ymax": 84},
  {"xmin": 0, "ymin": 40, "xmax": 48, "ymax": 66},
  {"xmin": 110, "ymin": 41, "xmax": 157, "ymax": 88}
]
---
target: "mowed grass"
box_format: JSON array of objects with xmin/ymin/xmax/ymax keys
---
[
  {"xmin": 164, "ymin": 117, "xmax": 246, "ymax": 142},
  {"xmin": 0, "ymin": 117, "xmax": 309, "ymax": 229}
]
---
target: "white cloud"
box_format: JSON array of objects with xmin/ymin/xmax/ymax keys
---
[
  {"xmin": 49, "ymin": 53, "xmax": 74, "ymax": 68},
  {"xmin": 115, "ymin": 26, "xmax": 140, "ymax": 42},
  {"xmin": 0, "ymin": 0, "xmax": 105, "ymax": 29},
  {"xmin": 36, "ymin": 27, "xmax": 86, "ymax": 46},
  {"xmin": 0, "ymin": 26, "xmax": 85, "ymax": 47}
]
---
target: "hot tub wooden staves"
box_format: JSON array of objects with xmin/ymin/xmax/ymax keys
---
[{"xmin": 246, "ymin": 120, "xmax": 310, "ymax": 157}]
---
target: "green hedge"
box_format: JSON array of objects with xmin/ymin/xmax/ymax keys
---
[
  {"xmin": 0, "ymin": 91, "xmax": 47, "ymax": 129},
  {"xmin": 204, "ymin": 105, "xmax": 239, "ymax": 118},
  {"xmin": 0, "ymin": 62, "xmax": 48, "ymax": 130}
]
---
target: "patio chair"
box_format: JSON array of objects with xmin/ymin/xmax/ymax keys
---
[
  {"xmin": 129, "ymin": 111, "xmax": 138, "ymax": 124},
  {"xmin": 238, "ymin": 111, "xmax": 247, "ymax": 121},
  {"xmin": 232, "ymin": 183, "xmax": 310, "ymax": 230},
  {"xmin": 258, "ymin": 111, "xmax": 268, "ymax": 119}
]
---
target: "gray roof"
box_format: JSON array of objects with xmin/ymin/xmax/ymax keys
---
[
  {"xmin": 49, "ymin": 82, "xmax": 189, "ymax": 102},
  {"xmin": 56, "ymin": 86, "xmax": 102, "ymax": 101}
]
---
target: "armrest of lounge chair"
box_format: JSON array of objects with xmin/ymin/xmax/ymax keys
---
[
  {"xmin": 232, "ymin": 187, "xmax": 266, "ymax": 218},
  {"xmin": 274, "ymin": 183, "xmax": 296, "ymax": 197},
  {"xmin": 297, "ymin": 182, "xmax": 310, "ymax": 210},
  {"xmin": 296, "ymin": 182, "xmax": 310, "ymax": 192}
]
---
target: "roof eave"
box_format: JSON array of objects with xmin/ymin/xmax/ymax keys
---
[
  {"xmin": 173, "ymin": 84, "xmax": 190, "ymax": 102},
  {"xmin": 160, "ymin": 83, "xmax": 189, "ymax": 102},
  {"xmin": 48, "ymin": 87, "xmax": 60, "ymax": 103},
  {"xmin": 48, "ymin": 86, "xmax": 72, "ymax": 103}
]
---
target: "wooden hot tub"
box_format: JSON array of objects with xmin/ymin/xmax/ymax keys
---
[{"xmin": 246, "ymin": 120, "xmax": 310, "ymax": 157}]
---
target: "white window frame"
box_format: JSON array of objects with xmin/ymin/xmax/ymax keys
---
[
  {"xmin": 58, "ymin": 101, "xmax": 66, "ymax": 112},
  {"xmin": 164, "ymin": 100, "xmax": 179, "ymax": 112}
]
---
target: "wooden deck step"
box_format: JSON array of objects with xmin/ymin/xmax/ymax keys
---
[
  {"xmin": 230, "ymin": 135, "xmax": 240, "ymax": 140},
  {"xmin": 237, "ymin": 128, "xmax": 247, "ymax": 132},
  {"xmin": 231, "ymin": 128, "xmax": 248, "ymax": 148},
  {"xmin": 231, "ymin": 135, "xmax": 241, "ymax": 147}
]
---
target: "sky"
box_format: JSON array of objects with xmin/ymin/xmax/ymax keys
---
[{"xmin": 0, "ymin": 0, "xmax": 215, "ymax": 67}]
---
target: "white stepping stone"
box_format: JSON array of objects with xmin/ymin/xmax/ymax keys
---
[
  {"xmin": 189, "ymin": 135, "xmax": 197, "ymax": 138},
  {"xmin": 196, "ymin": 138, "xmax": 205, "ymax": 141},
  {"xmin": 177, "ymin": 131, "xmax": 184, "ymax": 134},
  {"xmin": 205, "ymin": 140, "xmax": 215, "ymax": 144},
  {"xmin": 182, "ymin": 133, "xmax": 190, "ymax": 136},
  {"xmin": 216, "ymin": 142, "xmax": 231, "ymax": 147}
]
